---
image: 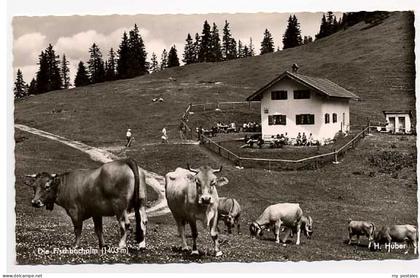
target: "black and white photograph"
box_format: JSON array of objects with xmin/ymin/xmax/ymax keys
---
[{"xmin": 3, "ymin": 0, "xmax": 420, "ymax": 275}]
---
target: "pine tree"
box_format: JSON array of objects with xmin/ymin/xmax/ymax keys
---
[
  {"xmin": 74, "ymin": 61, "xmax": 90, "ymax": 87},
  {"xmin": 128, "ymin": 24, "xmax": 148, "ymax": 77},
  {"xmin": 61, "ymin": 54, "xmax": 71, "ymax": 89},
  {"xmin": 88, "ymin": 43, "xmax": 105, "ymax": 84},
  {"xmin": 183, "ymin": 33, "xmax": 196, "ymax": 65},
  {"xmin": 150, "ymin": 52, "xmax": 159, "ymax": 73},
  {"xmin": 193, "ymin": 33, "xmax": 201, "ymax": 63},
  {"xmin": 27, "ymin": 78, "xmax": 37, "ymax": 95},
  {"xmin": 14, "ymin": 69, "xmax": 27, "ymax": 99},
  {"xmin": 167, "ymin": 45, "xmax": 180, "ymax": 68},
  {"xmin": 222, "ymin": 20, "xmax": 237, "ymax": 60},
  {"xmin": 198, "ymin": 20, "xmax": 212, "ymax": 62},
  {"xmin": 282, "ymin": 15, "xmax": 303, "ymax": 49},
  {"xmin": 105, "ymin": 48, "xmax": 117, "ymax": 81},
  {"xmin": 209, "ymin": 23, "xmax": 222, "ymax": 62},
  {"xmin": 35, "ymin": 44, "xmax": 62, "ymax": 94},
  {"xmin": 260, "ymin": 29, "xmax": 275, "ymax": 54},
  {"xmin": 237, "ymin": 40, "xmax": 244, "ymax": 58},
  {"xmin": 248, "ymin": 37, "xmax": 255, "ymax": 56},
  {"xmin": 117, "ymin": 31, "xmax": 130, "ymax": 79},
  {"xmin": 160, "ymin": 49, "xmax": 168, "ymax": 70}
]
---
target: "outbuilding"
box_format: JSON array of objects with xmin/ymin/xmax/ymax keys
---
[
  {"xmin": 246, "ymin": 69, "xmax": 360, "ymax": 144},
  {"xmin": 383, "ymin": 110, "xmax": 412, "ymax": 134}
]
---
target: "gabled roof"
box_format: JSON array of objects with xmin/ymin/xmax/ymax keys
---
[{"xmin": 246, "ymin": 71, "xmax": 360, "ymax": 101}]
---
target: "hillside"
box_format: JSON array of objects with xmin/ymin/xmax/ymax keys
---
[{"xmin": 15, "ymin": 11, "xmax": 415, "ymax": 145}]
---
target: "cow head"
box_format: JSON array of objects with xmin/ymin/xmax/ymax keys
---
[
  {"xmin": 302, "ymin": 215, "xmax": 313, "ymax": 239},
  {"xmin": 187, "ymin": 164, "xmax": 229, "ymax": 205},
  {"xmin": 249, "ymin": 222, "xmax": 264, "ymax": 238},
  {"xmin": 224, "ymin": 215, "xmax": 235, "ymax": 233},
  {"xmin": 25, "ymin": 172, "xmax": 59, "ymax": 210}
]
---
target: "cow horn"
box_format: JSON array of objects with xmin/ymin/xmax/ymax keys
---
[
  {"xmin": 25, "ymin": 174, "xmax": 37, "ymax": 178},
  {"xmin": 213, "ymin": 166, "xmax": 223, "ymax": 173},
  {"xmin": 51, "ymin": 173, "xmax": 57, "ymax": 178},
  {"xmin": 187, "ymin": 164, "xmax": 199, "ymax": 174}
]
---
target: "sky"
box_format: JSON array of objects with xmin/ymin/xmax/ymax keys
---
[{"xmin": 12, "ymin": 12, "xmax": 340, "ymax": 84}]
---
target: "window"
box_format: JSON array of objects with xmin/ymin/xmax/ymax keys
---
[
  {"xmin": 332, "ymin": 113, "xmax": 337, "ymax": 123},
  {"xmin": 325, "ymin": 113, "xmax": 330, "ymax": 124},
  {"xmin": 271, "ymin": 90, "xmax": 288, "ymax": 100},
  {"xmin": 293, "ymin": 90, "xmax": 311, "ymax": 99},
  {"xmin": 296, "ymin": 114, "xmax": 315, "ymax": 125},
  {"xmin": 268, "ymin": 115, "xmax": 287, "ymax": 125}
]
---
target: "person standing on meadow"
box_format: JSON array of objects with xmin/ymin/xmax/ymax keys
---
[{"xmin": 126, "ymin": 128, "xmax": 133, "ymax": 147}]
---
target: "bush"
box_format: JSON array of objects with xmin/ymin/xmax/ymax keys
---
[{"xmin": 368, "ymin": 150, "xmax": 416, "ymax": 174}]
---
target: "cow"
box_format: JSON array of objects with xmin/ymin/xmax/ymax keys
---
[
  {"xmin": 282, "ymin": 215, "xmax": 313, "ymax": 242},
  {"xmin": 373, "ymin": 224, "xmax": 418, "ymax": 254},
  {"xmin": 165, "ymin": 165, "xmax": 229, "ymax": 257},
  {"xmin": 217, "ymin": 197, "xmax": 241, "ymax": 234},
  {"xmin": 347, "ymin": 219, "xmax": 375, "ymax": 248},
  {"xmin": 26, "ymin": 158, "xmax": 147, "ymax": 249},
  {"xmin": 250, "ymin": 203, "xmax": 312, "ymax": 245}
]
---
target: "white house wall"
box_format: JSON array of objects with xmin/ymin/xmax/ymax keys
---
[
  {"xmin": 260, "ymin": 78, "xmax": 350, "ymax": 142},
  {"xmin": 385, "ymin": 113, "xmax": 411, "ymax": 133}
]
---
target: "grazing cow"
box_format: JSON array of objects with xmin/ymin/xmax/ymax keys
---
[
  {"xmin": 282, "ymin": 215, "xmax": 313, "ymax": 242},
  {"xmin": 250, "ymin": 203, "xmax": 312, "ymax": 245},
  {"xmin": 26, "ymin": 158, "xmax": 147, "ymax": 249},
  {"xmin": 165, "ymin": 165, "xmax": 229, "ymax": 256},
  {"xmin": 347, "ymin": 219, "xmax": 375, "ymax": 248},
  {"xmin": 217, "ymin": 197, "xmax": 241, "ymax": 234},
  {"xmin": 374, "ymin": 225, "xmax": 418, "ymax": 254}
]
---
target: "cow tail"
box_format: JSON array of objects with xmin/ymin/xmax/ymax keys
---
[{"xmin": 126, "ymin": 158, "xmax": 144, "ymax": 243}]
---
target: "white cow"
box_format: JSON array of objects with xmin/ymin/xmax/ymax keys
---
[
  {"xmin": 250, "ymin": 203, "xmax": 312, "ymax": 245},
  {"xmin": 374, "ymin": 224, "xmax": 418, "ymax": 254},
  {"xmin": 347, "ymin": 219, "xmax": 375, "ymax": 248},
  {"xmin": 165, "ymin": 165, "xmax": 229, "ymax": 257}
]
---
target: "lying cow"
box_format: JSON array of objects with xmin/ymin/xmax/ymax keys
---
[
  {"xmin": 165, "ymin": 165, "xmax": 229, "ymax": 256},
  {"xmin": 26, "ymin": 158, "xmax": 147, "ymax": 249},
  {"xmin": 217, "ymin": 197, "xmax": 241, "ymax": 234},
  {"xmin": 374, "ymin": 224, "xmax": 418, "ymax": 254},
  {"xmin": 250, "ymin": 203, "xmax": 312, "ymax": 245},
  {"xmin": 347, "ymin": 219, "xmax": 375, "ymax": 248}
]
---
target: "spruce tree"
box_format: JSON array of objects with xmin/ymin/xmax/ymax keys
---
[
  {"xmin": 88, "ymin": 43, "xmax": 105, "ymax": 84},
  {"xmin": 160, "ymin": 49, "xmax": 168, "ymax": 70},
  {"xmin": 35, "ymin": 51, "xmax": 49, "ymax": 94},
  {"xmin": 193, "ymin": 33, "xmax": 201, "ymax": 63},
  {"xmin": 61, "ymin": 54, "xmax": 71, "ymax": 88},
  {"xmin": 128, "ymin": 24, "xmax": 148, "ymax": 77},
  {"xmin": 237, "ymin": 40, "xmax": 244, "ymax": 58},
  {"xmin": 183, "ymin": 33, "xmax": 196, "ymax": 65},
  {"xmin": 315, "ymin": 12, "xmax": 340, "ymax": 40},
  {"xmin": 14, "ymin": 69, "xmax": 27, "ymax": 99},
  {"xmin": 74, "ymin": 61, "xmax": 90, "ymax": 87},
  {"xmin": 105, "ymin": 48, "xmax": 117, "ymax": 81},
  {"xmin": 303, "ymin": 36, "xmax": 313, "ymax": 44},
  {"xmin": 282, "ymin": 15, "xmax": 303, "ymax": 49},
  {"xmin": 27, "ymin": 78, "xmax": 37, "ymax": 95},
  {"xmin": 150, "ymin": 52, "xmax": 159, "ymax": 73},
  {"xmin": 209, "ymin": 23, "xmax": 222, "ymax": 62},
  {"xmin": 198, "ymin": 20, "xmax": 212, "ymax": 62},
  {"xmin": 35, "ymin": 44, "xmax": 62, "ymax": 94},
  {"xmin": 243, "ymin": 45, "xmax": 250, "ymax": 57},
  {"xmin": 248, "ymin": 37, "xmax": 255, "ymax": 56},
  {"xmin": 222, "ymin": 20, "xmax": 236, "ymax": 60},
  {"xmin": 117, "ymin": 31, "xmax": 130, "ymax": 79},
  {"xmin": 260, "ymin": 29, "xmax": 275, "ymax": 54},
  {"xmin": 167, "ymin": 45, "xmax": 180, "ymax": 68}
]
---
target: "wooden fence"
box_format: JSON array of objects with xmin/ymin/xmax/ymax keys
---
[{"xmin": 180, "ymin": 103, "xmax": 371, "ymax": 171}]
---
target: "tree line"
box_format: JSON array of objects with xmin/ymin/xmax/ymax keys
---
[{"xmin": 15, "ymin": 12, "xmax": 350, "ymax": 99}]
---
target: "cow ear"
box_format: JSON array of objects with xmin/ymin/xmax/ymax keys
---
[
  {"xmin": 216, "ymin": 177, "xmax": 229, "ymax": 187},
  {"xmin": 24, "ymin": 174, "xmax": 38, "ymax": 187},
  {"xmin": 50, "ymin": 173, "xmax": 57, "ymax": 178}
]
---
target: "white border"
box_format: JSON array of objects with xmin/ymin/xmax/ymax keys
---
[{"xmin": 3, "ymin": 0, "xmax": 420, "ymax": 275}]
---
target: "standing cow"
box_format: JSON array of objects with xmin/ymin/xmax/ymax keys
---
[
  {"xmin": 26, "ymin": 158, "xmax": 147, "ymax": 249},
  {"xmin": 347, "ymin": 219, "xmax": 375, "ymax": 248},
  {"xmin": 250, "ymin": 203, "xmax": 312, "ymax": 245},
  {"xmin": 217, "ymin": 197, "xmax": 241, "ymax": 234},
  {"xmin": 165, "ymin": 165, "xmax": 229, "ymax": 256},
  {"xmin": 374, "ymin": 224, "xmax": 418, "ymax": 254}
]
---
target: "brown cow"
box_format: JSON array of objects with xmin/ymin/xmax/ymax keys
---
[
  {"xmin": 217, "ymin": 197, "xmax": 241, "ymax": 234},
  {"xmin": 165, "ymin": 165, "xmax": 229, "ymax": 256},
  {"xmin": 26, "ymin": 158, "xmax": 147, "ymax": 249}
]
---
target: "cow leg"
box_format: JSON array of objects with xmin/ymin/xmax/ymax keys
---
[
  {"xmin": 274, "ymin": 220, "xmax": 282, "ymax": 244},
  {"xmin": 189, "ymin": 221, "xmax": 199, "ymax": 255},
  {"xmin": 282, "ymin": 227, "xmax": 291, "ymax": 244},
  {"xmin": 72, "ymin": 220, "xmax": 83, "ymax": 248},
  {"xmin": 177, "ymin": 219, "xmax": 189, "ymax": 251},
  {"xmin": 210, "ymin": 217, "xmax": 222, "ymax": 257},
  {"xmin": 348, "ymin": 233, "xmax": 353, "ymax": 245},
  {"xmin": 356, "ymin": 235, "xmax": 360, "ymax": 245},
  {"xmin": 235, "ymin": 216, "xmax": 241, "ymax": 235},
  {"xmin": 93, "ymin": 216, "xmax": 106, "ymax": 248},
  {"xmin": 296, "ymin": 222, "xmax": 302, "ymax": 245},
  {"xmin": 138, "ymin": 205, "xmax": 147, "ymax": 249},
  {"xmin": 117, "ymin": 212, "xmax": 128, "ymax": 248}
]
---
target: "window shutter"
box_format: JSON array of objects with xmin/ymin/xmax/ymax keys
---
[{"xmin": 268, "ymin": 115, "xmax": 273, "ymax": 125}]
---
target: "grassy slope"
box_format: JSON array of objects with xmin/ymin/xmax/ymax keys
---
[{"xmin": 14, "ymin": 12, "xmax": 415, "ymax": 147}]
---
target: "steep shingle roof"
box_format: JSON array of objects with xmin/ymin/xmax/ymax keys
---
[{"xmin": 246, "ymin": 71, "xmax": 360, "ymax": 101}]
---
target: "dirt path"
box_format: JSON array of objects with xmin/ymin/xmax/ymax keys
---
[{"xmin": 15, "ymin": 124, "xmax": 170, "ymax": 217}]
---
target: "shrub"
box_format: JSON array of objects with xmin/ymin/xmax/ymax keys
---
[{"xmin": 368, "ymin": 150, "xmax": 416, "ymax": 174}]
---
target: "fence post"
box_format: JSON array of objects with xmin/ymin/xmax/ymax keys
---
[
  {"xmin": 333, "ymin": 149, "xmax": 339, "ymax": 164},
  {"xmin": 367, "ymin": 120, "xmax": 371, "ymax": 135}
]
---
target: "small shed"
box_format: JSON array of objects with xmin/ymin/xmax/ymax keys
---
[{"xmin": 383, "ymin": 110, "xmax": 412, "ymax": 134}]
